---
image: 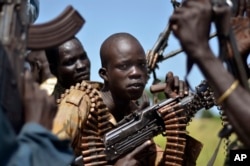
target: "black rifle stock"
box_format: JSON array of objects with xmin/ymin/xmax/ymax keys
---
[
  {"xmin": 103, "ymin": 81, "xmax": 215, "ymax": 161},
  {"xmin": 0, "ymin": 1, "xmax": 85, "ymax": 133}
]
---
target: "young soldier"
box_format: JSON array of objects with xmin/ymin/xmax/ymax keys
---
[{"xmin": 52, "ymin": 33, "xmax": 192, "ymax": 165}]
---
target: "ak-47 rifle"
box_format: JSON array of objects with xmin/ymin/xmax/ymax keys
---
[
  {"xmin": 146, "ymin": 1, "xmax": 179, "ymax": 80},
  {"xmin": 146, "ymin": 0, "xmax": 218, "ymax": 83},
  {"xmin": 0, "ymin": 1, "xmax": 85, "ymax": 133},
  {"xmin": 103, "ymin": 80, "xmax": 215, "ymax": 162}
]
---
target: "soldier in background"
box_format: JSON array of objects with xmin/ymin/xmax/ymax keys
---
[
  {"xmin": 0, "ymin": 1, "xmax": 76, "ymax": 165},
  {"xmin": 26, "ymin": 50, "xmax": 57, "ymax": 95},
  {"xmin": 45, "ymin": 36, "xmax": 91, "ymax": 99}
]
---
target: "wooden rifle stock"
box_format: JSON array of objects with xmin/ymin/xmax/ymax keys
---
[{"xmin": 27, "ymin": 5, "xmax": 85, "ymax": 50}]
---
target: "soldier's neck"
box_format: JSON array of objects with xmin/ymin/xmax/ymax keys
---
[{"xmin": 100, "ymin": 90, "xmax": 136, "ymax": 122}]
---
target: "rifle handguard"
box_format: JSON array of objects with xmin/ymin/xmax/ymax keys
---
[{"xmin": 27, "ymin": 5, "xmax": 85, "ymax": 49}]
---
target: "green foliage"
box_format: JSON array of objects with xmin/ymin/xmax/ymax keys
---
[{"xmin": 200, "ymin": 109, "xmax": 216, "ymax": 118}]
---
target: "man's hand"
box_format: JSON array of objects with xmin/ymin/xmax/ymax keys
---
[
  {"xmin": 164, "ymin": 72, "xmax": 189, "ymax": 98},
  {"xmin": 23, "ymin": 70, "xmax": 57, "ymax": 130},
  {"xmin": 213, "ymin": 0, "xmax": 250, "ymax": 61},
  {"xmin": 114, "ymin": 140, "xmax": 153, "ymax": 166},
  {"xmin": 230, "ymin": 0, "xmax": 250, "ymax": 60},
  {"xmin": 169, "ymin": 0, "xmax": 212, "ymax": 57}
]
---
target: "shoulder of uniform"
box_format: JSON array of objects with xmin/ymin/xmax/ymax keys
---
[
  {"xmin": 85, "ymin": 81, "xmax": 103, "ymax": 91},
  {"xmin": 57, "ymin": 81, "xmax": 100, "ymax": 106}
]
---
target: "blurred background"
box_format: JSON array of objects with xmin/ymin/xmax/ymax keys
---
[
  {"xmin": 35, "ymin": 0, "xmax": 214, "ymax": 88},
  {"xmin": 35, "ymin": 1, "xmax": 229, "ymax": 165}
]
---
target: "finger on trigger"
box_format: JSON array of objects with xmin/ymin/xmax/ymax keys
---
[
  {"xmin": 129, "ymin": 140, "xmax": 152, "ymax": 157},
  {"xmin": 166, "ymin": 71, "xmax": 174, "ymax": 81}
]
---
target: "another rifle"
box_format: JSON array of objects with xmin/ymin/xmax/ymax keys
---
[
  {"xmin": 146, "ymin": 1, "xmax": 181, "ymax": 82},
  {"xmin": 27, "ymin": 5, "xmax": 84, "ymax": 50},
  {"xmin": 103, "ymin": 80, "xmax": 215, "ymax": 161},
  {"xmin": 146, "ymin": 23, "xmax": 172, "ymax": 80},
  {"xmin": 0, "ymin": 1, "xmax": 85, "ymax": 133},
  {"xmin": 0, "ymin": 0, "xmax": 29, "ymax": 133}
]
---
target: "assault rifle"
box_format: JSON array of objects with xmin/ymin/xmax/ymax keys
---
[
  {"xmin": 146, "ymin": 1, "xmax": 181, "ymax": 82},
  {"xmin": 103, "ymin": 80, "xmax": 215, "ymax": 161},
  {"xmin": 0, "ymin": 1, "xmax": 85, "ymax": 133}
]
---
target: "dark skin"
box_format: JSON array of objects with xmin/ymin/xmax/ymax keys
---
[
  {"xmin": 52, "ymin": 38, "xmax": 91, "ymax": 89},
  {"xmin": 228, "ymin": 0, "xmax": 250, "ymax": 77},
  {"xmin": 26, "ymin": 50, "xmax": 54, "ymax": 84},
  {"xmin": 99, "ymin": 33, "xmax": 151, "ymax": 165},
  {"xmin": 99, "ymin": 33, "xmax": 188, "ymax": 165},
  {"xmin": 230, "ymin": 0, "xmax": 250, "ymax": 60},
  {"xmin": 99, "ymin": 33, "xmax": 148, "ymax": 122},
  {"xmin": 169, "ymin": 0, "xmax": 250, "ymax": 147},
  {"xmin": 164, "ymin": 71, "xmax": 189, "ymax": 98},
  {"xmin": 114, "ymin": 140, "xmax": 153, "ymax": 166},
  {"xmin": 23, "ymin": 70, "xmax": 57, "ymax": 130}
]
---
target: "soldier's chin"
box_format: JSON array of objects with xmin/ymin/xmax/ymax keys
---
[
  {"xmin": 75, "ymin": 76, "xmax": 90, "ymax": 83},
  {"xmin": 129, "ymin": 92, "xmax": 143, "ymax": 101}
]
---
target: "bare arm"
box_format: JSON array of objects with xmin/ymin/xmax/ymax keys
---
[{"xmin": 169, "ymin": 0, "xmax": 250, "ymax": 147}]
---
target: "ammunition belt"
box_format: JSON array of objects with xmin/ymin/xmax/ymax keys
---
[
  {"xmin": 158, "ymin": 101, "xmax": 187, "ymax": 166},
  {"xmin": 58, "ymin": 81, "xmax": 113, "ymax": 165}
]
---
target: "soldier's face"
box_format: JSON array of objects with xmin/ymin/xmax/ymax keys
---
[
  {"xmin": 105, "ymin": 38, "xmax": 148, "ymax": 101},
  {"xmin": 56, "ymin": 39, "xmax": 91, "ymax": 88}
]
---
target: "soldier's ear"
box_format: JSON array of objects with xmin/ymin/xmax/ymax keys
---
[
  {"xmin": 34, "ymin": 60, "xmax": 42, "ymax": 71},
  {"xmin": 99, "ymin": 68, "xmax": 108, "ymax": 81}
]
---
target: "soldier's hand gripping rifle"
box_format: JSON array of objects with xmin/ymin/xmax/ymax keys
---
[
  {"xmin": 146, "ymin": 1, "xmax": 181, "ymax": 82},
  {"xmin": 212, "ymin": 0, "xmax": 250, "ymax": 91},
  {"xmin": 0, "ymin": 1, "xmax": 85, "ymax": 133},
  {"xmin": 146, "ymin": 1, "xmax": 219, "ymax": 84},
  {"xmin": 103, "ymin": 80, "xmax": 215, "ymax": 162}
]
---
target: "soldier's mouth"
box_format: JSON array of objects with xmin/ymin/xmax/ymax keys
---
[{"xmin": 127, "ymin": 83, "xmax": 144, "ymax": 90}]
